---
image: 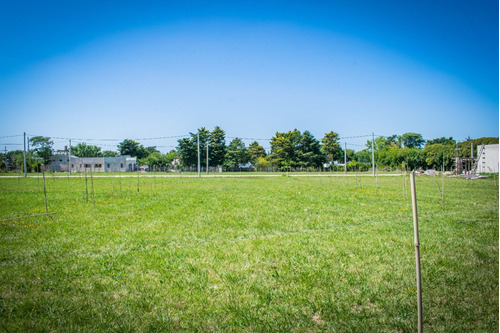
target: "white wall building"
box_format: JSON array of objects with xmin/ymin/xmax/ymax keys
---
[
  {"xmin": 477, "ymin": 144, "xmax": 499, "ymax": 173},
  {"xmin": 49, "ymin": 155, "xmax": 136, "ymax": 172}
]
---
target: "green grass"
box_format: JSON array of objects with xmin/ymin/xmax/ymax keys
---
[{"xmin": 0, "ymin": 174, "xmax": 498, "ymax": 332}]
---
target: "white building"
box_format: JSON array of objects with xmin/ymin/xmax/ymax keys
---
[
  {"xmin": 477, "ymin": 144, "xmax": 499, "ymax": 173},
  {"xmin": 49, "ymin": 155, "xmax": 136, "ymax": 172}
]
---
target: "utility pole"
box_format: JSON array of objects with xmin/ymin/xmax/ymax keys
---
[
  {"xmin": 23, "ymin": 132, "xmax": 27, "ymax": 177},
  {"xmin": 206, "ymin": 142, "xmax": 209, "ymax": 175},
  {"xmin": 372, "ymin": 132, "xmax": 375, "ymax": 177},
  {"xmin": 197, "ymin": 132, "xmax": 201, "ymax": 178},
  {"xmin": 344, "ymin": 142, "xmax": 347, "ymax": 174},
  {"xmin": 27, "ymin": 136, "xmax": 30, "ymax": 167},
  {"xmin": 68, "ymin": 139, "xmax": 72, "ymax": 176}
]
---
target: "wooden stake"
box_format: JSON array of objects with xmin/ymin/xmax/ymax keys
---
[
  {"xmin": 441, "ymin": 167, "xmax": 445, "ymax": 208},
  {"xmin": 84, "ymin": 166, "xmax": 89, "ymax": 203},
  {"xmin": 410, "ymin": 172, "xmax": 423, "ymax": 333},
  {"xmin": 90, "ymin": 165, "xmax": 95, "ymax": 206},
  {"xmin": 403, "ymin": 170, "xmax": 407, "ymax": 200},
  {"xmin": 42, "ymin": 167, "xmax": 48, "ymax": 212}
]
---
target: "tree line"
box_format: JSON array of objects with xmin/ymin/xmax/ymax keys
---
[{"xmin": 1, "ymin": 130, "xmax": 498, "ymax": 172}]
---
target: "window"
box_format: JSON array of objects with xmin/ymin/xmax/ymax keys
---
[
  {"xmin": 120, "ymin": 163, "xmax": 124, "ymax": 168},
  {"xmin": 95, "ymin": 164, "xmax": 102, "ymax": 168},
  {"xmin": 107, "ymin": 164, "xmax": 110, "ymax": 168},
  {"xmin": 84, "ymin": 164, "xmax": 91, "ymax": 168}
]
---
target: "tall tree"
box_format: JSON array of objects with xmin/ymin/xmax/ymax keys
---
[
  {"xmin": 176, "ymin": 128, "xmax": 210, "ymax": 167},
  {"xmin": 71, "ymin": 142, "xmax": 102, "ymax": 157},
  {"xmin": 117, "ymin": 139, "xmax": 148, "ymax": 159},
  {"xmin": 177, "ymin": 137, "xmax": 197, "ymax": 167},
  {"xmin": 269, "ymin": 129, "xmax": 302, "ymax": 170},
  {"xmin": 248, "ymin": 141, "xmax": 266, "ymax": 164},
  {"xmin": 398, "ymin": 132, "xmax": 425, "ymax": 149},
  {"xmin": 224, "ymin": 138, "xmax": 250, "ymax": 169},
  {"xmin": 297, "ymin": 130, "xmax": 324, "ymax": 168},
  {"xmin": 321, "ymin": 131, "xmax": 342, "ymax": 163},
  {"xmin": 210, "ymin": 126, "xmax": 226, "ymax": 167},
  {"xmin": 29, "ymin": 136, "xmax": 53, "ymax": 165},
  {"xmin": 145, "ymin": 146, "xmax": 159, "ymax": 155}
]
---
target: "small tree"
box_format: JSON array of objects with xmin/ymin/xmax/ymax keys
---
[
  {"xmin": 248, "ymin": 141, "xmax": 266, "ymax": 164},
  {"xmin": 71, "ymin": 142, "xmax": 102, "ymax": 157},
  {"xmin": 102, "ymin": 150, "xmax": 118, "ymax": 157},
  {"xmin": 321, "ymin": 131, "xmax": 342, "ymax": 164},
  {"xmin": 29, "ymin": 136, "xmax": 53, "ymax": 165}
]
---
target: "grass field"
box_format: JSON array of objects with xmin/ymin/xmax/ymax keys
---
[{"xmin": 0, "ymin": 173, "xmax": 498, "ymax": 332}]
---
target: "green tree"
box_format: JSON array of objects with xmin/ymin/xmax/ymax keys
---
[
  {"xmin": 29, "ymin": 136, "xmax": 53, "ymax": 165},
  {"xmin": 255, "ymin": 156, "xmax": 270, "ymax": 171},
  {"xmin": 176, "ymin": 128, "xmax": 210, "ymax": 167},
  {"xmin": 297, "ymin": 130, "xmax": 324, "ymax": 168},
  {"xmin": 101, "ymin": 150, "xmax": 118, "ymax": 157},
  {"xmin": 269, "ymin": 129, "xmax": 324, "ymax": 170},
  {"xmin": 398, "ymin": 132, "xmax": 425, "ymax": 149},
  {"xmin": 6, "ymin": 150, "xmax": 24, "ymax": 170},
  {"xmin": 366, "ymin": 135, "xmax": 399, "ymax": 153},
  {"xmin": 164, "ymin": 150, "xmax": 178, "ymax": 167},
  {"xmin": 248, "ymin": 141, "xmax": 266, "ymax": 164},
  {"xmin": 424, "ymin": 144, "xmax": 454, "ymax": 170},
  {"xmin": 354, "ymin": 149, "xmax": 371, "ymax": 163},
  {"xmin": 210, "ymin": 126, "xmax": 226, "ymax": 167},
  {"xmin": 458, "ymin": 137, "xmax": 499, "ymax": 158},
  {"xmin": 269, "ymin": 129, "xmax": 302, "ymax": 170},
  {"xmin": 378, "ymin": 147, "xmax": 425, "ymax": 170},
  {"xmin": 71, "ymin": 142, "xmax": 102, "ymax": 157},
  {"xmin": 145, "ymin": 146, "xmax": 159, "ymax": 155},
  {"xmin": 426, "ymin": 137, "xmax": 456, "ymax": 146},
  {"xmin": 224, "ymin": 138, "xmax": 250, "ymax": 169},
  {"xmin": 139, "ymin": 151, "xmax": 164, "ymax": 169},
  {"xmin": 321, "ymin": 131, "xmax": 342, "ymax": 163},
  {"xmin": 118, "ymin": 139, "xmax": 148, "ymax": 159}
]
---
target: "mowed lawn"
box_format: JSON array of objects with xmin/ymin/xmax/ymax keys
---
[{"xmin": 0, "ymin": 174, "xmax": 498, "ymax": 332}]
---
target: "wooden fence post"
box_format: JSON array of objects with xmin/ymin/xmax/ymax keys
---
[{"xmin": 410, "ymin": 172, "xmax": 423, "ymax": 333}]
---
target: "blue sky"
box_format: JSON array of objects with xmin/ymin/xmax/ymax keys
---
[{"xmin": 0, "ymin": 1, "xmax": 498, "ymax": 152}]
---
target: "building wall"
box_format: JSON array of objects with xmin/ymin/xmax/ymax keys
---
[
  {"xmin": 72, "ymin": 157, "xmax": 105, "ymax": 172},
  {"xmin": 104, "ymin": 156, "xmax": 127, "ymax": 172},
  {"xmin": 48, "ymin": 154, "xmax": 70, "ymax": 172},
  {"xmin": 477, "ymin": 144, "xmax": 499, "ymax": 173},
  {"xmin": 50, "ymin": 155, "xmax": 137, "ymax": 172}
]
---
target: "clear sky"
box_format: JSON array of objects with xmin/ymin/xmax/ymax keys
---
[{"xmin": 0, "ymin": 0, "xmax": 498, "ymax": 152}]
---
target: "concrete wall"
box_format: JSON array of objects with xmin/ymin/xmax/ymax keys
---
[
  {"xmin": 72, "ymin": 157, "xmax": 105, "ymax": 172},
  {"xmin": 48, "ymin": 154, "xmax": 70, "ymax": 172},
  {"xmin": 49, "ymin": 155, "xmax": 137, "ymax": 172},
  {"xmin": 477, "ymin": 144, "xmax": 499, "ymax": 173}
]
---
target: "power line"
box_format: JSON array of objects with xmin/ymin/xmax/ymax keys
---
[
  {"xmin": 0, "ymin": 134, "xmax": 23, "ymax": 139},
  {"xmin": 27, "ymin": 134, "xmax": 190, "ymax": 141}
]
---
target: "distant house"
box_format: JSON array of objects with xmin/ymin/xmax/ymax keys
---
[
  {"xmin": 477, "ymin": 144, "xmax": 499, "ymax": 173},
  {"xmin": 48, "ymin": 154, "xmax": 137, "ymax": 172}
]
